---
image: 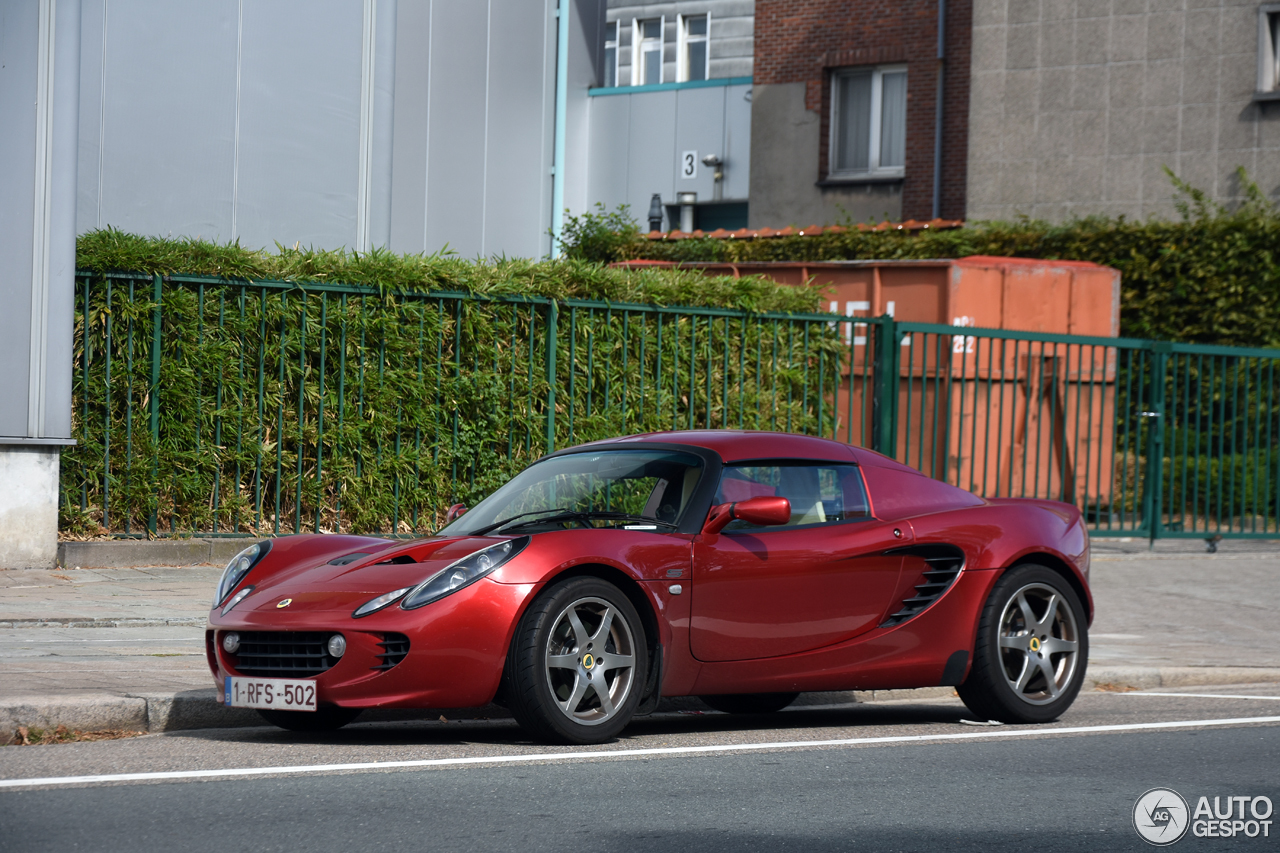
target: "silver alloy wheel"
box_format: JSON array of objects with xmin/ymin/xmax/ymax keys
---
[
  {"xmin": 997, "ymin": 582, "xmax": 1081, "ymax": 705},
  {"xmin": 543, "ymin": 595, "xmax": 637, "ymax": 726}
]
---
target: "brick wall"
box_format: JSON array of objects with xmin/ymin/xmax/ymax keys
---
[{"xmin": 754, "ymin": 0, "xmax": 971, "ymax": 221}]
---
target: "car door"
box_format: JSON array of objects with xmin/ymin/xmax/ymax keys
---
[{"xmin": 690, "ymin": 461, "xmax": 908, "ymax": 662}]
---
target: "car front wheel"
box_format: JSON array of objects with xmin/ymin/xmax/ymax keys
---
[
  {"xmin": 958, "ymin": 564, "xmax": 1088, "ymax": 724},
  {"xmin": 505, "ymin": 577, "xmax": 648, "ymax": 745}
]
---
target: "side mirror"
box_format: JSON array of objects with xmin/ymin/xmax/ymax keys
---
[
  {"xmin": 445, "ymin": 503, "xmax": 468, "ymax": 523},
  {"xmin": 702, "ymin": 496, "xmax": 791, "ymax": 535}
]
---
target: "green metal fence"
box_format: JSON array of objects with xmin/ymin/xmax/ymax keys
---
[
  {"xmin": 854, "ymin": 317, "xmax": 1280, "ymax": 541},
  {"xmin": 63, "ymin": 273, "xmax": 843, "ymax": 537},
  {"xmin": 63, "ymin": 273, "xmax": 1280, "ymax": 541}
]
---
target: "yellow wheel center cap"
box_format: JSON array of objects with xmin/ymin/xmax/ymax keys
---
[
  {"xmin": 581, "ymin": 653, "xmax": 595, "ymax": 670},
  {"xmin": 1029, "ymin": 637, "xmax": 1041, "ymax": 653}
]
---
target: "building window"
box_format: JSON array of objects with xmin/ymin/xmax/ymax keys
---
[
  {"xmin": 1258, "ymin": 6, "xmax": 1280, "ymax": 94},
  {"xmin": 678, "ymin": 14, "xmax": 708, "ymax": 82},
  {"xmin": 829, "ymin": 65, "xmax": 907, "ymax": 179},
  {"xmin": 633, "ymin": 18, "xmax": 663, "ymax": 86},
  {"xmin": 603, "ymin": 21, "xmax": 618, "ymax": 88}
]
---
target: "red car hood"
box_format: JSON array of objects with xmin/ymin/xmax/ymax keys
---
[{"xmin": 229, "ymin": 533, "xmax": 512, "ymax": 615}]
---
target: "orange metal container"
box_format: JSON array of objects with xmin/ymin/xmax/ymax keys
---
[{"xmin": 621, "ymin": 257, "xmax": 1122, "ymax": 503}]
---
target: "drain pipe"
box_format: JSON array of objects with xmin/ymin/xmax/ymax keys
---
[
  {"xmin": 550, "ymin": 0, "xmax": 570, "ymax": 256},
  {"xmin": 931, "ymin": 0, "xmax": 945, "ymax": 221}
]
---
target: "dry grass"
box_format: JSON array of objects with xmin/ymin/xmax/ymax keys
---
[{"xmin": 3, "ymin": 725, "xmax": 146, "ymax": 746}]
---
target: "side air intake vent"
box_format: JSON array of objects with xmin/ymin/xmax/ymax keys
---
[
  {"xmin": 880, "ymin": 545, "xmax": 965, "ymax": 628},
  {"xmin": 373, "ymin": 633, "xmax": 410, "ymax": 671}
]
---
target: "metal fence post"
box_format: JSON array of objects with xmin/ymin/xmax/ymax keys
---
[
  {"xmin": 148, "ymin": 273, "xmax": 162, "ymax": 536},
  {"xmin": 872, "ymin": 315, "xmax": 900, "ymax": 457},
  {"xmin": 545, "ymin": 299, "xmax": 558, "ymax": 453},
  {"xmin": 1141, "ymin": 342, "xmax": 1170, "ymax": 546}
]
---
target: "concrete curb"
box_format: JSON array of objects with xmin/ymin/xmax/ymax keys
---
[
  {"xmin": 3, "ymin": 667, "xmax": 1277, "ymax": 737},
  {"xmin": 0, "ymin": 618, "xmax": 206, "ymax": 629},
  {"xmin": 56, "ymin": 539, "xmax": 251, "ymax": 569}
]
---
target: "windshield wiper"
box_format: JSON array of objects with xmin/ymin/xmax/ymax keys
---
[
  {"xmin": 474, "ymin": 508, "xmax": 679, "ymax": 536},
  {"xmin": 574, "ymin": 511, "xmax": 678, "ymax": 529},
  {"xmin": 469, "ymin": 507, "xmax": 580, "ymax": 536}
]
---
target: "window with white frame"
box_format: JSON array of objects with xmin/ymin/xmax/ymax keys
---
[
  {"xmin": 678, "ymin": 14, "xmax": 708, "ymax": 82},
  {"xmin": 1258, "ymin": 5, "xmax": 1280, "ymax": 94},
  {"xmin": 829, "ymin": 65, "xmax": 907, "ymax": 179},
  {"xmin": 633, "ymin": 18, "xmax": 663, "ymax": 86},
  {"xmin": 603, "ymin": 21, "xmax": 618, "ymax": 87}
]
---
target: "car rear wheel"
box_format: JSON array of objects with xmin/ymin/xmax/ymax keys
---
[
  {"xmin": 257, "ymin": 705, "xmax": 362, "ymax": 732},
  {"xmin": 699, "ymin": 693, "xmax": 799, "ymax": 714},
  {"xmin": 505, "ymin": 577, "xmax": 648, "ymax": 745},
  {"xmin": 958, "ymin": 564, "xmax": 1088, "ymax": 724}
]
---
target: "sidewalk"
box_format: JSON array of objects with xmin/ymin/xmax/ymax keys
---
[{"xmin": 2, "ymin": 537, "xmax": 1278, "ymax": 734}]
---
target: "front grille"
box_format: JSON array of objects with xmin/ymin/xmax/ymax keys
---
[
  {"xmin": 373, "ymin": 633, "xmax": 410, "ymax": 671},
  {"xmin": 880, "ymin": 547, "xmax": 965, "ymax": 628},
  {"xmin": 232, "ymin": 631, "xmax": 338, "ymax": 677}
]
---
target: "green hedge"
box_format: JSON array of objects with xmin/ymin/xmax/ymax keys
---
[
  {"xmin": 589, "ymin": 170, "xmax": 1280, "ymax": 350},
  {"xmin": 65, "ymin": 231, "xmax": 841, "ymax": 536}
]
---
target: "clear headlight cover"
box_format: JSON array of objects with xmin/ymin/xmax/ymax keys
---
[
  {"xmin": 401, "ymin": 537, "xmax": 529, "ymax": 610},
  {"xmin": 352, "ymin": 587, "xmax": 412, "ymax": 618},
  {"xmin": 214, "ymin": 541, "xmax": 271, "ymax": 607}
]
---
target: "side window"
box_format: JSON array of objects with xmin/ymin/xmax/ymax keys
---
[{"xmin": 716, "ymin": 463, "xmax": 870, "ymax": 530}]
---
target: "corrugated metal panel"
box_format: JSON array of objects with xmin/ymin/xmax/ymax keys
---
[
  {"xmin": 625, "ymin": 89, "xmax": 678, "ymax": 214},
  {"xmin": 674, "ymin": 85, "xmax": 726, "ymax": 200},
  {"xmin": 96, "ymin": 0, "xmax": 238, "ymax": 239},
  {"xmin": 0, "ymin": 0, "xmax": 40, "ymax": 437},
  {"xmin": 423, "ymin": 2, "xmax": 490, "ymax": 259},
  {"xmin": 235, "ymin": 0, "xmax": 363, "ymax": 249},
  {"xmin": 721, "ymin": 82, "xmax": 751, "ymax": 199},
  {"xmin": 484, "ymin": 0, "xmax": 557, "ymax": 258}
]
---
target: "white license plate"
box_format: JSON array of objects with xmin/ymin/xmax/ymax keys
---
[{"xmin": 224, "ymin": 677, "xmax": 317, "ymax": 711}]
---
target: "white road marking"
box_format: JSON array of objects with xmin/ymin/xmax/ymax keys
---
[
  {"xmin": 1118, "ymin": 692, "xmax": 1280, "ymax": 701},
  {"xmin": 2, "ymin": 715, "xmax": 1279, "ymax": 790}
]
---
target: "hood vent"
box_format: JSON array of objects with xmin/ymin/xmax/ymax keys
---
[
  {"xmin": 880, "ymin": 545, "xmax": 965, "ymax": 628},
  {"xmin": 328, "ymin": 552, "xmax": 371, "ymax": 566}
]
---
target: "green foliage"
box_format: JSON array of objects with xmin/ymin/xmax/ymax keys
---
[
  {"xmin": 556, "ymin": 204, "xmax": 645, "ymax": 263},
  {"xmin": 65, "ymin": 233, "xmax": 840, "ymax": 536},
  {"xmin": 631, "ymin": 168, "xmax": 1280, "ymax": 349}
]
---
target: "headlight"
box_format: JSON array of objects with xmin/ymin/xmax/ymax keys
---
[
  {"xmin": 221, "ymin": 585, "xmax": 255, "ymax": 616},
  {"xmin": 401, "ymin": 537, "xmax": 529, "ymax": 610},
  {"xmin": 352, "ymin": 587, "xmax": 411, "ymax": 618},
  {"xmin": 214, "ymin": 541, "xmax": 271, "ymax": 607}
]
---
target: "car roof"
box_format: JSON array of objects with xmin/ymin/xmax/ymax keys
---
[{"xmin": 574, "ymin": 430, "xmax": 862, "ymax": 465}]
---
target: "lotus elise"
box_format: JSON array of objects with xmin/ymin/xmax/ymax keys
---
[{"xmin": 206, "ymin": 430, "xmax": 1092, "ymax": 744}]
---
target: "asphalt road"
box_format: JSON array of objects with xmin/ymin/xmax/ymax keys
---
[{"xmin": 3, "ymin": 688, "xmax": 1278, "ymax": 852}]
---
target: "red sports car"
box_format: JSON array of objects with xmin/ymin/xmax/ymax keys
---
[{"xmin": 206, "ymin": 430, "xmax": 1091, "ymax": 744}]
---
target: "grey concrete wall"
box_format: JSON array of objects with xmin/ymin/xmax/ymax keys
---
[
  {"xmin": 584, "ymin": 81, "xmax": 752, "ymax": 221},
  {"xmin": 748, "ymin": 83, "xmax": 903, "ymax": 228},
  {"xmin": 968, "ymin": 0, "xmax": 1280, "ymax": 221},
  {"xmin": 608, "ymin": 0, "xmax": 754, "ymax": 84},
  {"xmin": 0, "ymin": 447, "xmax": 60, "ymax": 569}
]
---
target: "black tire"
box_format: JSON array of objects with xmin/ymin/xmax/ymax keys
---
[
  {"xmin": 505, "ymin": 577, "xmax": 648, "ymax": 745},
  {"xmin": 257, "ymin": 705, "xmax": 362, "ymax": 732},
  {"xmin": 699, "ymin": 693, "xmax": 799, "ymax": 715},
  {"xmin": 958, "ymin": 564, "xmax": 1089, "ymax": 724}
]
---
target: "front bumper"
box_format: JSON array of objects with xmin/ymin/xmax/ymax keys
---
[{"xmin": 207, "ymin": 578, "xmax": 536, "ymax": 710}]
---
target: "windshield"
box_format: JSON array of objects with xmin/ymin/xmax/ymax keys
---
[{"xmin": 439, "ymin": 449, "xmax": 705, "ymax": 536}]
